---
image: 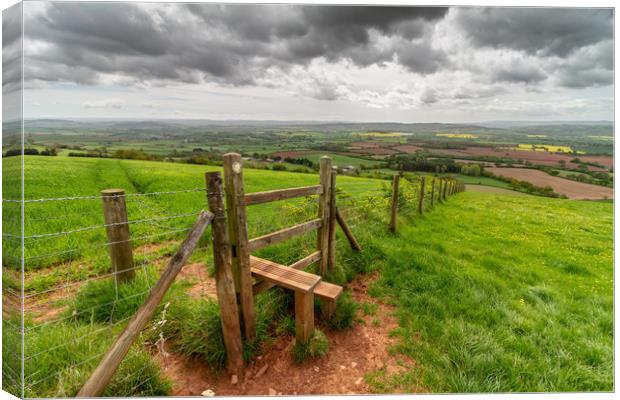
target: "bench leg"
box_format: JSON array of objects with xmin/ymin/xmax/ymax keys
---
[
  {"xmin": 321, "ymin": 299, "xmax": 336, "ymax": 319},
  {"xmin": 295, "ymin": 291, "xmax": 314, "ymax": 343}
]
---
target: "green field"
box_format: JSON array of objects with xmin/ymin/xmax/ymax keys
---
[
  {"xmin": 365, "ymin": 192, "xmax": 612, "ymax": 392},
  {"xmin": 2, "ymin": 156, "xmax": 612, "ymax": 396}
]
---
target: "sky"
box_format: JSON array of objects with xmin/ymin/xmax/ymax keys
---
[{"xmin": 3, "ymin": 2, "xmax": 615, "ymax": 123}]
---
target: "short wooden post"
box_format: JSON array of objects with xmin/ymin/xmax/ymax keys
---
[
  {"xmin": 430, "ymin": 178, "xmax": 436, "ymax": 207},
  {"xmin": 223, "ymin": 153, "xmax": 256, "ymax": 342},
  {"xmin": 442, "ymin": 179, "xmax": 448, "ymax": 201},
  {"xmin": 389, "ymin": 175, "xmax": 399, "ymax": 233},
  {"xmin": 206, "ymin": 172, "xmax": 244, "ymax": 375},
  {"xmin": 327, "ymin": 170, "xmax": 337, "ymax": 271},
  {"xmin": 318, "ymin": 156, "xmax": 332, "ymax": 275},
  {"xmin": 335, "ymin": 208, "xmax": 362, "ymax": 251},
  {"xmin": 417, "ymin": 176, "xmax": 425, "ymax": 214},
  {"xmin": 295, "ymin": 291, "xmax": 314, "ymax": 343},
  {"xmin": 101, "ymin": 189, "xmax": 135, "ymax": 283}
]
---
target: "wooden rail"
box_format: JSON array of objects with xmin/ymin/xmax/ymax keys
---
[
  {"xmin": 248, "ymin": 218, "xmax": 322, "ymax": 252},
  {"xmin": 244, "ymin": 185, "xmax": 322, "ymax": 206},
  {"xmin": 77, "ymin": 211, "xmax": 214, "ymax": 398}
]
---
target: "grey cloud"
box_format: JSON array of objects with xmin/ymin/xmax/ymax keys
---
[
  {"xmin": 3, "ymin": 3, "xmax": 22, "ymax": 95},
  {"xmin": 555, "ymin": 40, "xmax": 613, "ymax": 88},
  {"xmin": 492, "ymin": 64, "xmax": 546, "ymax": 84},
  {"xmin": 396, "ymin": 41, "xmax": 449, "ymax": 74},
  {"xmin": 24, "ymin": 3, "xmax": 450, "ymax": 92},
  {"xmin": 456, "ymin": 7, "xmax": 613, "ymax": 57},
  {"xmin": 421, "ymin": 88, "xmax": 438, "ymax": 104}
]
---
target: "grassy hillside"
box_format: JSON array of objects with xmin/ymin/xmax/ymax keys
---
[
  {"xmin": 365, "ymin": 192, "xmax": 613, "ymax": 392},
  {"xmin": 2, "ymin": 156, "xmax": 612, "ymax": 395}
]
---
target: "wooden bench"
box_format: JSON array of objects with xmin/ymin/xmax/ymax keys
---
[{"xmin": 250, "ymin": 256, "xmax": 342, "ymax": 342}]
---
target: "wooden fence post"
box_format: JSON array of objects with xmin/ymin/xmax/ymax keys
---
[
  {"xmin": 389, "ymin": 175, "xmax": 400, "ymax": 233},
  {"xmin": 430, "ymin": 178, "xmax": 436, "ymax": 207},
  {"xmin": 442, "ymin": 179, "xmax": 448, "ymax": 201},
  {"xmin": 206, "ymin": 172, "xmax": 244, "ymax": 376},
  {"xmin": 318, "ymin": 156, "xmax": 332, "ymax": 275},
  {"xmin": 101, "ymin": 189, "xmax": 135, "ymax": 284},
  {"xmin": 77, "ymin": 211, "xmax": 214, "ymax": 398},
  {"xmin": 417, "ymin": 176, "xmax": 425, "ymax": 214},
  {"xmin": 327, "ymin": 170, "xmax": 337, "ymax": 271},
  {"xmin": 222, "ymin": 153, "xmax": 256, "ymax": 342}
]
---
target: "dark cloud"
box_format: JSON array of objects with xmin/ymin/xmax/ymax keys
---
[
  {"xmin": 456, "ymin": 7, "xmax": 613, "ymax": 57},
  {"xmin": 18, "ymin": 2, "xmax": 614, "ymax": 103},
  {"xmin": 23, "ymin": 3, "xmax": 450, "ymax": 90}
]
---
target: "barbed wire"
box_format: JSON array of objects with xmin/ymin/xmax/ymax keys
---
[
  {"xmin": 13, "ymin": 178, "xmax": 463, "ymax": 397},
  {"xmin": 2, "ymin": 188, "xmax": 206, "ymax": 204}
]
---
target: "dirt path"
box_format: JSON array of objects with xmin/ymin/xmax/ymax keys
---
[{"xmin": 156, "ymin": 272, "xmax": 422, "ymax": 395}]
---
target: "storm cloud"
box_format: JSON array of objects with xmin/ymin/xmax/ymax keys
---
[{"xmin": 7, "ymin": 2, "xmax": 614, "ymax": 121}]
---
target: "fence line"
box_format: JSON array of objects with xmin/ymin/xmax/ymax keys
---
[{"xmin": 5, "ymin": 165, "xmax": 465, "ymax": 398}]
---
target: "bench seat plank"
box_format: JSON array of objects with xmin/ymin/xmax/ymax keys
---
[
  {"xmin": 250, "ymin": 256, "xmax": 321, "ymax": 293},
  {"xmin": 314, "ymin": 281, "xmax": 343, "ymax": 300}
]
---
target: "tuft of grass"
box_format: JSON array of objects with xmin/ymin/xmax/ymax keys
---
[
  {"xmin": 291, "ymin": 329, "xmax": 329, "ymax": 364},
  {"xmin": 151, "ymin": 286, "xmax": 292, "ymax": 369},
  {"xmin": 23, "ymin": 320, "xmax": 171, "ymax": 398},
  {"xmin": 67, "ymin": 269, "xmax": 185, "ymax": 324},
  {"xmin": 325, "ymin": 291, "xmax": 359, "ymax": 330}
]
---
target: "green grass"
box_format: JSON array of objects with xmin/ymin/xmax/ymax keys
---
[
  {"xmin": 3, "ymin": 154, "xmax": 612, "ymax": 395},
  {"xmin": 365, "ymin": 192, "xmax": 612, "ymax": 393}
]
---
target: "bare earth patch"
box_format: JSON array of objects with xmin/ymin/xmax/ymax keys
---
[
  {"xmin": 488, "ymin": 167, "xmax": 613, "ymax": 200},
  {"xmin": 156, "ymin": 272, "xmax": 421, "ymax": 395}
]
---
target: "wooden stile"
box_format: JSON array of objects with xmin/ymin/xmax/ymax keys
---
[
  {"xmin": 417, "ymin": 176, "xmax": 426, "ymax": 214},
  {"xmin": 222, "ymin": 153, "xmax": 256, "ymax": 342},
  {"xmin": 335, "ymin": 208, "xmax": 362, "ymax": 251},
  {"xmin": 101, "ymin": 189, "xmax": 135, "ymax": 284},
  {"xmin": 317, "ymin": 157, "xmax": 332, "ymax": 275},
  {"xmin": 77, "ymin": 211, "xmax": 214, "ymax": 398},
  {"xmin": 327, "ymin": 171, "xmax": 337, "ymax": 270},
  {"xmin": 389, "ymin": 175, "xmax": 400, "ymax": 233},
  {"xmin": 244, "ymin": 185, "xmax": 322, "ymax": 206},
  {"xmin": 206, "ymin": 172, "xmax": 244, "ymax": 376}
]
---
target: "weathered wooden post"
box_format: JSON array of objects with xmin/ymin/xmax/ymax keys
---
[
  {"xmin": 417, "ymin": 176, "xmax": 425, "ymax": 214},
  {"xmin": 389, "ymin": 175, "xmax": 400, "ymax": 233},
  {"xmin": 318, "ymin": 156, "xmax": 332, "ymax": 275},
  {"xmin": 442, "ymin": 179, "xmax": 448, "ymax": 201},
  {"xmin": 430, "ymin": 178, "xmax": 436, "ymax": 207},
  {"xmin": 222, "ymin": 153, "xmax": 256, "ymax": 342},
  {"xmin": 327, "ymin": 170, "xmax": 337, "ymax": 271},
  {"xmin": 101, "ymin": 189, "xmax": 135, "ymax": 284},
  {"xmin": 206, "ymin": 172, "xmax": 244, "ymax": 375}
]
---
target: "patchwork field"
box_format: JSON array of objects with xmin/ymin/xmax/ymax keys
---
[
  {"xmin": 432, "ymin": 147, "xmax": 612, "ymax": 171},
  {"xmin": 487, "ymin": 167, "xmax": 614, "ymax": 200}
]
